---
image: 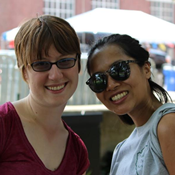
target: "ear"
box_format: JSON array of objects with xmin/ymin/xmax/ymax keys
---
[{"xmin": 143, "ymin": 61, "xmax": 151, "ymax": 79}]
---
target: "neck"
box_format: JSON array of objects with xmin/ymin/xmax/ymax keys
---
[
  {"xmin": 129, "ymin": 95, "xmax": 162, "ymax": 127},
  {"xmin": 24, "ymin": 95, "xmax": 66, "ymax": 130}
]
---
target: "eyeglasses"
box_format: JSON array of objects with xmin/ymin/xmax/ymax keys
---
[
  {"xmin": 30, "ymin": 58, "xmax": 77, "ymax": 72},
  {"xmin": 86, "ymin": 60, "xmax": 137, "ymax": 93}
]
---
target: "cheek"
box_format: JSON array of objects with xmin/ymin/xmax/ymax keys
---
[
  {"xmin": 72, "ymin": 64, "xmax": 79, "ymax": 77},
  {"xmin": 73, "ymin": 73, "xmax": 79, "ymax": 86},
  {"xmin": 127, "ymin": 73, "xmax": 149, "ymax": 99},
  {"xmin": 67, "ymin": 66, "xmax": 79, "ymax": 87},
  {"xmin": 96, "ymin": 93, "xmax": 105, "ymax": 103},
  {"xmin": 128, "ymin": 67, "xmax": 145, "ymax": 85},
  {"xmin": 27, "ymin": 73, "xmax": 44, "ymax": 89}
]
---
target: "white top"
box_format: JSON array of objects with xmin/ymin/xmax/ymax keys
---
[{"xmin": 110, "ymin": 103, "xmax": 175, "ymax": 175}]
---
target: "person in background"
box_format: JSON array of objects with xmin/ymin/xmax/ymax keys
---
[
  {"xmin": 0, "ymin": 15, "xmax": 89, "ymax": 175},
  {"xmin": 86, "ymin": 34, "xmax": 175, "ymax": 175}
]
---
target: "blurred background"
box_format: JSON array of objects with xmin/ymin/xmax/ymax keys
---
[{"xmin": 0, "ymin": 0, "xmax": 175, "ymax": 174}]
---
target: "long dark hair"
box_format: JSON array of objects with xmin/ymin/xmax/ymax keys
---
[{"xmin": 87, "ymin": 34, "xmax": 172, "ymax": 125}]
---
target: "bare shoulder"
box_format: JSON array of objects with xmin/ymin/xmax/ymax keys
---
[
  {"xmin": 157, "ymin": 112, "xmax": 175, "ymax": 174},
  {"xmin": 157, "ymin": 112, "xmax": 175, "ymax": 135},
  {"xmin": 157, "ymin": 112, "xmax": 175, "ymax": 150}
]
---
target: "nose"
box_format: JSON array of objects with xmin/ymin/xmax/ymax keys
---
[
  {"xmin": 48, "ymin": 64, "xmax": 63, "ymax": 80},
  {"xmin": 106, "ymin": 75, "xmax": 120, "ymax": 91}
]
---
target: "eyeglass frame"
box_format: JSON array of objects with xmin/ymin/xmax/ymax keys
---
[
  {"xmin": 86, "ymin": 60, "xmax": 138, "ymax": 93},
  {"xmin": 29, "ymin": 56, "xmax": 77, "ymax": 72}
]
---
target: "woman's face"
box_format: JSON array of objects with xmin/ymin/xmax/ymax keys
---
[
  {"xmin": 23, "ymin": 45, "xmax": 79, "ymax": 108},
  {"xmin": 89, "ymin": 44, "xmax": 151, "ymax": 116}
]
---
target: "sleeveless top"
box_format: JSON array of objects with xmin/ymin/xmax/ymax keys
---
[{"xmin": 110, "ymin": 103, "xmax": 175, "ymax": 175}]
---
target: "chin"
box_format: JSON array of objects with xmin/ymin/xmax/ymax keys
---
[{"xmin": 109, "ymin": 107, "xmax": 128, "ymax": 115}]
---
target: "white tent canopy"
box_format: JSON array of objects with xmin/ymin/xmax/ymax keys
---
[
  {"xmin": 2, "ymin": 8, "xmax": 175, "ymax": 44},
  {"xmin": 66, "ymin": 8, "xmax": 175, "ymax": 44},
  {"xmin": 2, "ymin": 27, "xmax": 20, "ymax": 42}
]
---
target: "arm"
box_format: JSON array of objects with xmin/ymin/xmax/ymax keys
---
[
  {"xmin": 157, "ymin": 113, "xmax": 175, "ymax": 175},
  {"xmin": 82, "ymin": 172, "xmax": 86, "ymax": 175}
]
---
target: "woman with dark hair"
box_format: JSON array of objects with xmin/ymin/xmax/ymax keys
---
[
  {"xmin": 86, "ymin": 34, "xmax": 175, "ymax": 175},
  {"xmin": 0, "ymin": 15, "xmax": 89, "ymax": 175}
]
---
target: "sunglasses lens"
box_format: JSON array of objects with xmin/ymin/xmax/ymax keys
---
[
  {"xmin": 110, "ymin": 62, "xmax": 130, "ymax": 81},
  {"xmin": 31, "ymin": 61, "xmax": 51, "ymax": 72},
  {"xmin": 87, "ymin": 73, "xmax": 107, "ymax": 93},
  {"xmin": 86, "ymin": 60, "xmax": 133, "ymax": 93},
  {"xmin": 57, "ymin": 58, "xmax": 76, "ymax": 69}
]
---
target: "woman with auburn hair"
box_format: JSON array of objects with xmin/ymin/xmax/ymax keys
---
[{"xmin": 0, "ymin": 15, "xmax": 89, "ymax": 175}]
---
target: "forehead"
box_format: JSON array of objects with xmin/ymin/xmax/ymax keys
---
[
  {"xmin": 91, "ymin": 44, "xmax": 125, "ymax": 62},
  {"xmin": 89, "ymin": 44, "xmax": 131, "ymax": 73},
  {"xmin": 40, "ymin": 45, "xmax": 76, "ymax": 60},
  {"xmin": 41, "ymin": 44, "xmax": 61, "ymax": 57}
]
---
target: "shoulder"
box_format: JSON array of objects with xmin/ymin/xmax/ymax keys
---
[
  {"xmin": 0, "ymin": 102, "xmax": 17, "ymax": 154},
  {"xmin": 151, "ymin": 103, "xmax": 175, "ymax": 131},
  {"xmin": 62, "ymin": 120, "xmax": 88, "ymax": 153},
  {"xmin": 156, "ymin": 103, "xmax": 175, "ymax": 117},
  {"xmin": 0, "ymin": 102, "xmax": 17, "ymax": 123},
  {"xmin": 157, "ymin": 102, "xmax": 175, "ymax": 133},
  {"xmin": 0, "ymin": 102, "xmax": 15, "ymax": 123},
  {"xmin": 157, "ymin": 112, "xmax": 175, "ymax": 174},
  {"xmin": 0, "ymin": 102, "xmax": 12, "ymax": 115},
  {"xmin": 114, "ymin": 139, "xmax": 126, "ymax": 151},
  {"xmin": 112, "ymin": 139, "xmax": 127, "ymax": 161},
  {"xmin": 158, "ymin": 112, "xmax": 175, "ymax": 138},
  {"xmin": 0, "ymin": 101, "xmax": 19, "ymax": 138},
  {"xmin": 68, "ymin": 124, "xmax": 87, "ymax": 151},
  {"xmin": 157, "ymin": 104, "xmax": 175, "ymax": 141},
  {"xmin": 63, "ymin": 121, "xmax": 90, "ymax": 174}
]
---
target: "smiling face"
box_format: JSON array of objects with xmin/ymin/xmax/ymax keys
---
[
  {"xmin": 89, "ymin": 44, "xmax": 151, "ymax": 116},
  {"xmin": 24, "ymin": 45, "xmax": 79, "ymax": 107}
]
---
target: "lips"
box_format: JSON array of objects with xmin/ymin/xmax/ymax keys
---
[
  {"xmin": 46, "ymin": 84, "xmax": 65, "ymax": 91},
  {"xmin": 111, "ymin": 91, "xmax": 128, "ymax": 101}
]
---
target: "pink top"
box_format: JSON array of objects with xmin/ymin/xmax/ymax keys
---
[{"xmin": 0, "ymin": 102, "xmax": 89, "ymax": 175}]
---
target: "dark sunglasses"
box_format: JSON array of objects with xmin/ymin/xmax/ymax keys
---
[
  {"xmin": 86, "ymin": 60, "xmax": 137, "ymax": 93},
  {"xmin": 30, "ymin": 57, "xmax": 77, "ymax": 72}
]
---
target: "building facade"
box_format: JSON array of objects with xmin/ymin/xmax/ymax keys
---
[{"xmin": 0, "ymin": 0, "xmax": 175, "ymax": 36}]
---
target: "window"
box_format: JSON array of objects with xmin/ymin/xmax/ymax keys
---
[
  {"xmin": 150, "ymin": 1, "xmax": 174, "ymax": 23},
  {"xmin": 91, "ymin": 0, "xmax": 119, "ymax": 9},
  {"xmin": 43, "ymin": 0, "xmax": 75, "ymax": 19}
]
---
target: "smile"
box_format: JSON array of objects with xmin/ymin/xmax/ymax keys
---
[
  {"xmin": 111, "ymin": 91, "xmax": 128, "ymax": 101},
  {"xmin": 47, "ymin": 84, "xmax": 65, "ymax": 91}
]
